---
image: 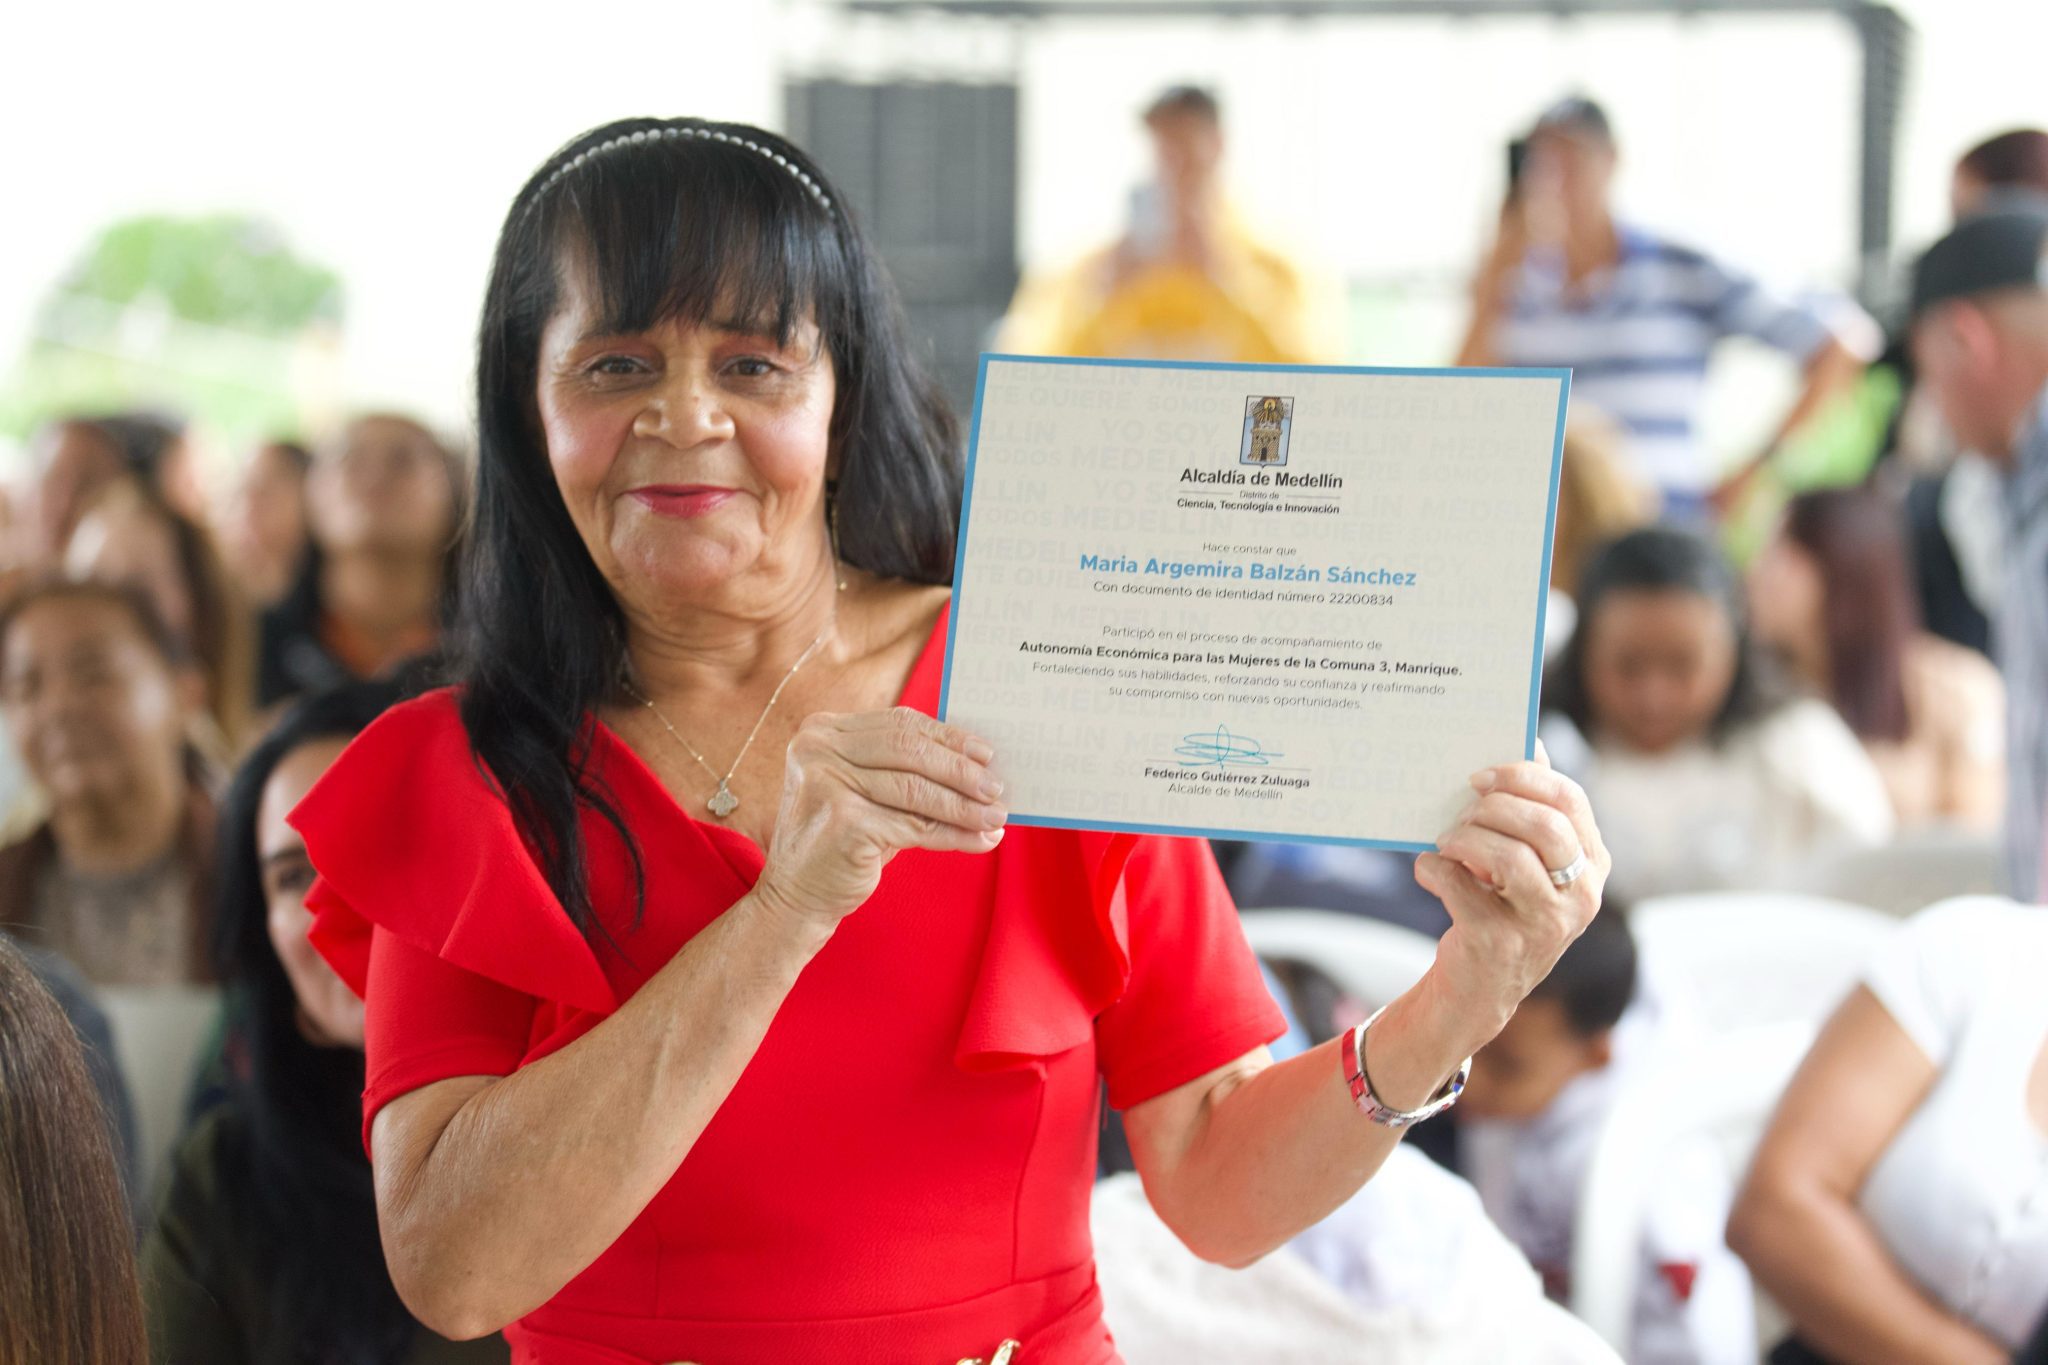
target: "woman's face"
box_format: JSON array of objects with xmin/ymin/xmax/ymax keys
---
[
  {"xmin": 226, "ymin": 444, "xmax": 309, "ymax": 590},
  {"xmin": 534, "ymin": 263, "xmax": 838, "ymax": 620},
  {"xmin": 1581, "ymin": 588, "xmax": 1739, "ymax": 755},
  {"xmin": 308, "ymin": 417, "xmax": 457, "ymax": 559},
  {"xmin": 0, "ymin": 596, "xmax": 188, "ymax": 806},
  {"xmin": 257, "ymin": 737, "xmax": 364, "ymax": 1048}
]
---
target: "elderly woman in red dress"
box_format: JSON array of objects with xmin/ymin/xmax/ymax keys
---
[{"xmin": 291, "ymin": 117, "xmax": 1610, "ymax": 1365}]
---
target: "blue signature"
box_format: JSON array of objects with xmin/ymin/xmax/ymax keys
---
[{"xmin": 1173, "ymin": 724, "xmax": 1283, "ymax": 769}]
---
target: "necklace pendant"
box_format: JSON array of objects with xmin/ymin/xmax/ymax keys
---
[{"xmin": 707, "ymin": 782, "xmax": 740, "ymax": 818}]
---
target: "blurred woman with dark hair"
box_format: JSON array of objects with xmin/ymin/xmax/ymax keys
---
[
  {"xmin": 1544, "ymin": 527, "xmax": 1890, "ymax": 899},
  {"xmin": 257, "ymin": 415, "xmax": 464, "ymax": 707},
  {"xmin": 68, "ymin": 477, "xmax": 258, "ymax": 755},
  {"xmin": 1749, "ymin": 487, "xmax": 2004, "ymax": 830},
  {"xmin": 142, "ymin": 680, "xmax": 506, "ymax": 1364},
  {"xmin": 0, "ymin": 932, "xmax": 148, "ymax": 1365},
  {"xmin": 0, "ymin": 581, "xmax": 219, "ymax": 986},
  {"xmin": 223, "ymin": 440, "xmax": 314, "ymax": 609}
]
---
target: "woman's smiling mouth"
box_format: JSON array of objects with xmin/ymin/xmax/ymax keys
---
[{"xmin": 628, "ymin": 485, "xmax": 739, "ymax": 518}]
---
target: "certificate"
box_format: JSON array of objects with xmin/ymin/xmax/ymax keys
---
[{"xmin": 938, "ymin": 355, "xmax": 1570, "ymax": 850}]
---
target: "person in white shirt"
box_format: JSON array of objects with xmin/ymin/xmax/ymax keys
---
[
  {"xmin": 1730, "ymin": 897, "xmax": 2048, "ymax": 1364},
  {"xmin": 1542, "ymin": 527, "xmax": 1893, "ymax": 901},
  {"xmin": 1450, "ymin": 908, "xmax": 1755, "ymax": 1365}
]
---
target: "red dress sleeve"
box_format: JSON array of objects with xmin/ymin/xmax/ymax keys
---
[
  {"xmin": 1093, "ymin": 836, "xmax": 1288, "ymax": 1110},
  {"xmin": 289, "ymin": 691, "xmax": 619, "ymax": 1148}
]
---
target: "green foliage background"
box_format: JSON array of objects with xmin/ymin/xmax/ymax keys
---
[{"xmin": 0, "ymin": 214, "xmax": 342, "ymax": 448}]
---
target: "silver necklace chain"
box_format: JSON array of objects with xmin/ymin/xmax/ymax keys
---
[{"xmin": 625, "ymin": 626, "xmax": 831, "ymax": 818}]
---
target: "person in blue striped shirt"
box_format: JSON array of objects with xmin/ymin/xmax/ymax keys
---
[{"xmin": 1457, "ymin": 97, "xmax": 1870, "ymax": 523}]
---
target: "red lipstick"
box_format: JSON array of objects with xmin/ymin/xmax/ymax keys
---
[{"xmin": 629, "ymin": 485, "xmax": 737, "ymax": 518}]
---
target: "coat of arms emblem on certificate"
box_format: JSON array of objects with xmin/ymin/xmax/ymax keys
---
[{"xmin": 1240, "ymin": 394, "xmax": 1294, "ymax": 466}]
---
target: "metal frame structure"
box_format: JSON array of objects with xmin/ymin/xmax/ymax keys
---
[{"xmin": 840, "ymin": 0, "xmax": 1915, "ymax": 304}]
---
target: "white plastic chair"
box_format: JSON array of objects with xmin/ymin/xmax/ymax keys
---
[
  {"xmin": 1630, "ymin": 893, "xmax": 1896, "ymax": 1033},
  {"xmin": 1238, "ymin": 909, "xmax": 1437, "ymax": 1013},
  {"xmin": 1569, "ymin": 1018, "xmax": 1817, "ymax": 1360},
  {"xmin": 1790, "ymin": 828, "xmax": 2004, "ymax": 918},
  {"xmin": 97, "ymin": 984, "xmax": 222, "ymax": 1204}
]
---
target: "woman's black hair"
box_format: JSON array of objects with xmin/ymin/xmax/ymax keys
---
[
  {"xmin": 459, "ymin": 116, "xmax": 961, "ymax": 941},
  {"xmin": 88, "ymin": 410, "xmax": 185, "ymax": 491},
  {"xmin": 208, "ymin": 678, "xmax": 414, "ymax": 1364},
  {"xmin": 1545, "ymin": 526, "xmax": 1788, "ymax": 746}
]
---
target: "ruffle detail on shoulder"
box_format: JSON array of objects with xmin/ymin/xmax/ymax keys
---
[
  {"xmin": 952, "ymin": 827, "xmax": 1139, "ymax": 1072},
  {"xmin": 293, "ymin": 691, "xmax": 619, "ymax": 1017}
]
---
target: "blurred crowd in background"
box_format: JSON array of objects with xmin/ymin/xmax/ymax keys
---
[{"xmin": 3, "ymin": 8, "xmax": 2048, "ymax": 1361}]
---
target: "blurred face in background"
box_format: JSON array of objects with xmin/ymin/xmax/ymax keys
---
[
  {"xmin": 1745, "ymin": 530, "xmax": 1825, "ymax": 661},
  {"xmin": 1460, "ymin": 997, "xmax": 1612, "ymax": 1122},
  {"xmin": 257, "ymin": 736, "xmax": 363, "ymax": 1047},
  {"xmin": 1, "ymin": 595, "xmax": 189, "ymax": 810},
  {"xmin": 1146, "ymin": 107, "xmax": 1224, "ymax": 207},
  {"xmin": 224, "ymin": 442, "xmax": 310, "ymax": 604},
  {"xmin": 1581, "ymin": 587, "xmax": 1738, "ymax": 755},
  {"xmin": 1912, "ymin": 295, "xmax": 2048, "ymax": 462},
  {"xmin": 1525, "ymin": 124, "xmax": 1616, "ymax": 230},
  {"xmin": 307, "ymin": 416, "xmax": 457, "ymax": 559},
  {"xmin": 30, "ymin": 422, "xmax": 125, "ymax": 566}
]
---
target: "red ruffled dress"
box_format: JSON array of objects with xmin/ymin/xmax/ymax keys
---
[{"xmin": 292, "ymin": 603, "xmax": 1285, "ymax": 1364}]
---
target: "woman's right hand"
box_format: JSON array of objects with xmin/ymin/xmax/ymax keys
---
[{"xmin": 751, "ymin": 707, "xmax": 1007, "ymax": 933}]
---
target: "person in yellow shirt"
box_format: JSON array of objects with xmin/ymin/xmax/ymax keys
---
[{"xmin": 999, "ymin": 86, "xmax": 1330, "ymax": 364}]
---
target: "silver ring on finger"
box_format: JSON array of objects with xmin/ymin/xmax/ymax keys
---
[{"xmin": 1547, "ymin": 848, "xmax": 1591, "ymax": 889}]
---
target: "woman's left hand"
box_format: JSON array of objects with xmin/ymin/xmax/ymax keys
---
[{"xmin": 1414, "ymin": 742, "xmax": 1610, "ymax": 1038}]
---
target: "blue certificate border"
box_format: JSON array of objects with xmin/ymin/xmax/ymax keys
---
[{"xmin": 937, "ymin": 352, "xmax": 1572, "ymax": 852}]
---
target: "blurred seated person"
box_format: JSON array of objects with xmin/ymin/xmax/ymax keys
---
[
  {"xmin": 1729, "ymin": 897, "xmax": 2048, "ymax": 1364},
  {"xmin": 1749, "ymin": 487, "xmax": 2003, "ymax": 831},
  {"xmin": 1542, "ymin": 527, "xmax": 1891, "ymax": 899},
  {"xmin": 996, "ymin": 86, "xmax": 1332, "ymax": 364},
  {"xmin": 0, "ymin": 933, "xmax": 149, "ymax": 1364},
  {"xmin": 221, "ymin": 440, "xmax": 312, "ymax": 610},
  {"xmin": 1099, "ymin": 961, "xmax": 1622, "ymax": 1364},
  {"xmin": 1440, "ymin": 908, "xmax": 1752, "ymax": 1365},
  {"xmin": 67, "ymin": 477, "xmax": 257, "ymax": 755},
  {"xmin": 1457, "ymin": 97, "xmax": 1868, "ymax": 521},
  {"xmin": 0, "ymin": 581, "xmax": 219, "ymax": 986},
  {"xmin": 143, "ymin": 680, "xmax": 508, "ymax": 1364},
  {"xmin": 1097, "ymin": 1148, "xmax": 1622, "ymax": 1365},
  {"xmin": 258, "ymin": 414, "xmax": 462, "ymax": 707}
]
